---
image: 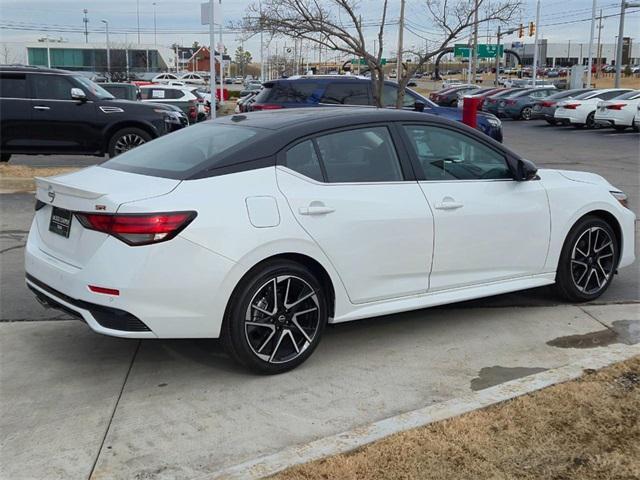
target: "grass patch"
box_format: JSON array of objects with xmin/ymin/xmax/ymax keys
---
[
  {"xmin": 272, "ymin": 356, "xmax": 640, "ymax": 480},
  {"xmin": 0, "ymin": 165, "xmax": 80, "ymax": 193}
]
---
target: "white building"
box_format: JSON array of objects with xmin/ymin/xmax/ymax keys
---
[{"xmin": 510, "ymin": 38, "xmax": 638, "ymax": 67}]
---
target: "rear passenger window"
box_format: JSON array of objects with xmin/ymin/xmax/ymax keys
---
[
  {"xmin": 0, "ymin": 74, "xmax": 27, "ymax": 98},
  {"xmin": 320, "ymin": 83, "xmax": 370, "ymax": 105},
  {"xmin": 315, "ymin": 127, "xmax": 403, "ymax": 183},
  {"xmin": 285, "ymin": 141, "xmax": 324, "ymax": 182},
  {"xmin": 265, "ymin": 82, "xmax": 319, "ymax": 103}
]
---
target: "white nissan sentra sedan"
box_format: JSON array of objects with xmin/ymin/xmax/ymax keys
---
[{"xmin": 25, "ymin": 108, "xmax": 635, "ymax": 373}]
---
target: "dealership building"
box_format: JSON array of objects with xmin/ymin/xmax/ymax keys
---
[{"xmin": 510, "ymin": 38, "xmax": 638, "ymax": 67}]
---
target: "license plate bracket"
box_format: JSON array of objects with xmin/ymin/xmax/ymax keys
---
[{"xmin": 49, "ymin": 207, "xmax": 72, "ymax": 238}]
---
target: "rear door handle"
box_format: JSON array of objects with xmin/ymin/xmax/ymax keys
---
[
  {"xmin": 434, "ymin": 199, "xmax": 464, "ymax": 210},
  {"xmin": 299, "ymin": 205, "xmax": 335, "ymax": 216},
  {"xmin": 33, "ymin": 105, "xmax": 51, "ymax": 111}
]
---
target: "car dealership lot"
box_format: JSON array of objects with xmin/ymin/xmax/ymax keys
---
[{"xmin": 1, "ymin": 120, "xmax": 638, "ymax": 479}]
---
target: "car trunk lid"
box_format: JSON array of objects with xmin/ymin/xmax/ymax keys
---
[{"xmin": 34, "ymin": 166, "xmax": 180, "ymax": 268}]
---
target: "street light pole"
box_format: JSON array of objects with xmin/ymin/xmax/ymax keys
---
[
  {"xmin": 586, "ymin": 0, "xmax": 596, "ymax": 87},
  {"xmin": 532, "ymin": 0, "xmax": 541, "ymax": 83},
  {"xmin": 101, "ymin": 20, "xmax": 110, "ymax": 78},
  {"xmin": 153, "ymin": 2, "xmax": 157, "ymax": 49},
  {"xmin": 495, "ymin": 26, "xmax": 501, "ymax": 87},
  {"xmin": 83, "ymin": 9, "xmax": 89, "ymax": 43},
  {"xmin": 218, "ymin": 0, "xmax": 224, "ymax": 105},
  {"xmin": 614, "ymin": 1, "xmax": 640, "ymax": 87},
  {"xmin": 137, "ymin": 0, "xmax": 141, "ymax": 44},
  {"xmin": 208, "ymin": 0, "xmax": 216, "ymax": 119}
]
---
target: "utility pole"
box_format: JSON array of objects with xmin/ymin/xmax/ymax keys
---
[
  {"xmin": 495, "ymin": 26, "xmax": 501, "ymax": 87},
  {"xmin": 153, "ymin": 2, "xmax": 157, "ymax": 49},
  {"xmin": 208, "ymin": 0, "xmax": 216, "ymax": 119},
  {"xmin": 586, "ymin": 0, "xmax": 596, "ymax": 87},
  {"xmin": 471, "ymin": 0, "xmax": 479, "ymax": 81},
  {"xmin": 614, "ymin": 1, "xmax": 640, "ymax": 87},
  {"xmin": 259, "ymin": 0, "xmax": 264, "ymax": 81},
  {"xmin": 218, "ymin": 0, "xmax": 224, "ymax": 105},
  {"xmin": 101, "ymin": 20, "xmax": 110, "ymax": 78},
  {"xmin": 595, "ymin": 10, "xmax": 603, "ymax": 79},
  {"xmin": 136, "ymin": 0, "xmax": 141, "ymax": 44},
  {"xmin": 532, "ymin": 0, "xmax": 541, "ymax": 83},
  {"xmin": 83, "ymin": 9, "xmax": 89, "ymax": 43},
  {"xmin": 396, "ymin": 0, "xmax": 405, "ymax": 86}
]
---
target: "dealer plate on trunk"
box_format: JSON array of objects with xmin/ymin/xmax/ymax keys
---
[{"xmin": 49, "ymin": 207, "xmax": 72, "ymax": 238}]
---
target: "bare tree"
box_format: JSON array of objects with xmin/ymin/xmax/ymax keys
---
[
  {"xmin": 241, "ymin": 0, "xmax": 520, "ymax": 108},
  {"xmin": 394, "ymin": 0, "xmax": 520, "ymax": 108},
  {"xmin": 241, "ymin": 0, "xmax": 390, "ymax": 107}
]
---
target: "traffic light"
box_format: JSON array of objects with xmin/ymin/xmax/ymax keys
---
[
  {"xmin": 518, "ymin": 24, "xmax": 524, "ymax": 38},
  {"xmin": 529, "ymin": 21, "xmax": 535, "ymax": 36}
]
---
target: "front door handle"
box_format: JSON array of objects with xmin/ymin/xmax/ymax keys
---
[
  {"xmin": 33, "ymin": 105, "xmax": 51, "ymax": 111},
  {"xmin": 434, "ymin": 198, "xmax": 464, "ymax": 210},
  {"xmin": 299, "ymin": 204, "xmax": 335, "ymax": 216}
]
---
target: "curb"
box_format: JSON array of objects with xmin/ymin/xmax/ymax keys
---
[{"xmin": 207, "ymin": 344, "xmax": 640, "ymax": 480}]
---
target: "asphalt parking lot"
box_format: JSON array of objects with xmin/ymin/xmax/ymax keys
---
[{"xmin": 1, "ymin": 119, "xmax": 639, "ymax": 479}]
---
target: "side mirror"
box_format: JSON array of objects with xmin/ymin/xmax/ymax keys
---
[
  {"xmin": 414, "ymin": 101, "xmax": 425, "ymax": 112},
  {"xmin": 71, "ymin": 88, "xmax": 87, "ymax": 102},
  {"xmin": 516, "ymin": 158, "xmax": 538, "ymax": 181}
]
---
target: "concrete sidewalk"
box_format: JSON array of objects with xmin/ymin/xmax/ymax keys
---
[{"xmin": 1, "ymin": 303, "xmax": 638, "ymax": 480}]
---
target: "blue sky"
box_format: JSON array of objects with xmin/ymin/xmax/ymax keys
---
[{"xmin": 1, "ymin": 0, "xmax": 638, "ymax": 59}]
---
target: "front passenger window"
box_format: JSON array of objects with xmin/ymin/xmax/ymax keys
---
[
  {"xmin": 32, "ymin": 75, "xmax": 74, "ymax": 100},
  {"xmin": 402, "ymin": 125, "xmax": 512, "ymax": 181}
]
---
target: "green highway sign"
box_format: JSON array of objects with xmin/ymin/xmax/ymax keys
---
[
  {"xmin": 477, "ymin": 44, "xmax": 504, "ymax": 58},
  {"xmin": 454, "ymin": 44, "xmax": 471, "ymax": 58},
  {"xmin": 454, "ymin": 44, "xmax": 504, "ymax": 58},
  {"xmin": 351, "ymin": 58, "xmax": 387, "ymax": 65}
]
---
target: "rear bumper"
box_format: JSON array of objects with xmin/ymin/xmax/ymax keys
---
[{"xmin": 24, "ymin": 218, "xmax": 237, "ymax": 339}]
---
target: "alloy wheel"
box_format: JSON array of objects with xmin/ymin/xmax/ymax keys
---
[
  {"xmin": 570, "ymin": 226, "xmax": 615, "ymax": 295},
  {"xmin": 114, "ymin": 133, "xmax": 146, "ymax": 155},
  {"xmin": 244, "ymin": 275, "xmax": 321, "ymax": 364},
  {"xmin": 521, "ymin": 106, "xmax": 532, "ymax": 120}
]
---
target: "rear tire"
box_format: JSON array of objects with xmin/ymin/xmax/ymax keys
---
[
  {"xmin": 520, "ymin": 106, "xmax": 533, "ymax": 120},
  {"xmin": 585, "ymin": 111, "xmax": 597, "ymax": 129},
  {"xmin": 555, "ymin": 216, "xmax": 618, "ymax": 303},
  {"xmin": 108, "ymin": 127, "xmax": 152, "ymax": 157},
  {"xmin": 0, "ymin": 153, "xmax": 10, "ymax": 162},
  {"xmin": 222, "ymin": 260, "xmax": 328, "ymax": 374}
]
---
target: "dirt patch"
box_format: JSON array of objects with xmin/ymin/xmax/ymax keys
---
[
  {"xmin": 0, "ymin": 165, "xmax": 80, "ymax": 193},
  {"xmin": 271, "ymin": 356, "xmax": 640, "ymax": 480}
]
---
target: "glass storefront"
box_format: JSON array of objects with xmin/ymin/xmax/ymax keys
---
[{"xmin": 27, "ymin": 47, "xmax": 165, "ymax": 72}]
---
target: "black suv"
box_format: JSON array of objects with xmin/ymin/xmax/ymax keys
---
[{"xmin": 0, "ymin": 66, "xmax": 182, "ymax": 162}]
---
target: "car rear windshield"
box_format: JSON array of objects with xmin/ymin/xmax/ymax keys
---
[
  {"xmin": 254, "ymin": 82, "xmax": 319, "ymax": 104},
  {"xmin": 101, "ymin": 123, "xmax": 261, "ymax": 179},
  {"xmin": 612, "ymin": 90, "xmax": 640, "ymax": 100}
]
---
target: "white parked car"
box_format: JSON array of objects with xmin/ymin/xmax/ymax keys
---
[
  {"xmin": 634, "ymin": 104, "xmax": 640, "ymax": 130},
  {"xmin": 554, "ymin": 89, "xmax": 633, "ymax": 128},
  {"xmin": 139, "ymin": 85, "xmax": 204, "ymax": 123},
  {"xmin": 25, "ymin": 108, "xmax": 635, "ymax": 373},
  {"xmin": 179, "ymin": 73, "xmax": 206, "ymax": 85},
  {"xmin": 594, "ymin": 90, "xmax": 640, "ymax": 131},
  {"xmin": 152, "ymin": 73, "xmax": 179, "ymax": 84}
]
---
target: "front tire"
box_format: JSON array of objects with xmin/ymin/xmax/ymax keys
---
[
  {"xmin": 222, "ymin": 260, "xmax": 328, "ymax": 374},
  {"xmin": 108, "ymin": 127, "xmax": 151, "ymax": 157},
  {"xmin": 555, "ymin": 216, "xmax": 618, "ymax": 302}
]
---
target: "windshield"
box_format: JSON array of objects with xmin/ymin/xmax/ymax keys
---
[
  {"xmin": 74, "ymin": 76, "xmax": 114, "ymax": 99},
  {"xmin": 101, "ymin": 123, "xmax": 261, "ymax": 179}
]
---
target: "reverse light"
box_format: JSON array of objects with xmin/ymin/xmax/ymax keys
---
[
  {"xmin": 610, "ymin": 191, "xmax": 629, "ymax": 209},
  {"xmin": 606, "ymin": 103, "xmax": 627, "ymax": 110},
  {"xmin": 76, "ymin": 211, "xmax": 197, "ymax": 246}
]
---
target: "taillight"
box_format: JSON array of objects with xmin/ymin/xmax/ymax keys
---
[
  {"xmin": 541, "ymin": 101, "xmax": 555, "ymax": 107},
  {"xmin": 563, "ymin": 103, "xmax": 580, "ymax": 109},
  {"xmin": 188, "ymin": 100, "xmax": 197, "ymax": 119},
  {"xmin": 505, "ymin": 99, "xmax": 516, "ymax": 105},
  {"xmin": 606, "ymin": 103, "xmax": 627, "ymax": 110},
  {"xmin": 251, "ymin": 104, "xmax": 284, "ymax": 111},
  {"xmin": 76, "ymin": 211, "xmax": 197, "ymax": 246}
]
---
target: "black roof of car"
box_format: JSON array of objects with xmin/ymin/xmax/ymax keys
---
[
  {"xmin": 0, "ymin": 65, "xmax": 73, "ymax": 74},
  {"xmin": 216, "ymin": 106, "xmax": 449, "ymax": 131}
]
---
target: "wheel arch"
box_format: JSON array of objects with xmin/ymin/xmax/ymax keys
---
[
  {"xmin": 103, "ymin": 121, "xmax": 159, "ymax": 153},
  {"xmin": 222, "ymin": 252, "xmax": 337, "ymax": 329},
  {"xmin": 564, "ymin": 209, "xmax": 623, "ymax": 267}
]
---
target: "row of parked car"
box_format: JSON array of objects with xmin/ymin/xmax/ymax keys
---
[{"xmin": 429, "ymin": 83, "xmax": 640, "ymax": 131}]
